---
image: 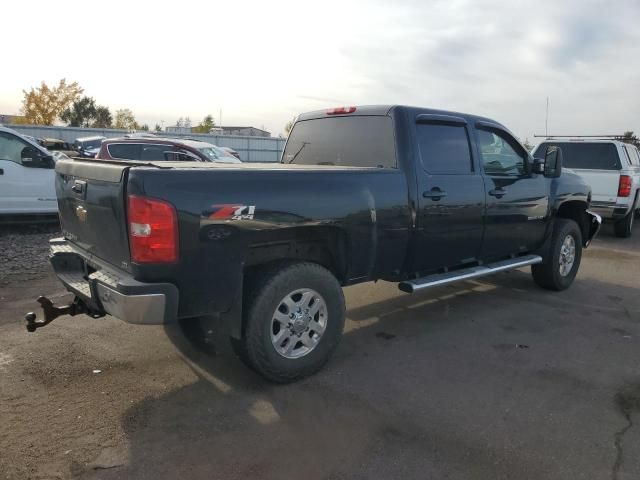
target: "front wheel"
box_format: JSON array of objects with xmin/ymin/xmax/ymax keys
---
[
  {"xmin": 532, "ymin": 219, "xmax": 583, "ymax": 291},
  {"xmin": 239, "ymin": 262, "xmax": 345, "ymax": 383}
]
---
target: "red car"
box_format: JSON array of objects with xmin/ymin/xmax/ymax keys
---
[{"xmin": 96, "ymin": 137, "xmax": 241, "ymax": 163}]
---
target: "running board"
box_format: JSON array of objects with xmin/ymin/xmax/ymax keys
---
[{"xmin": 398, "ymin": 255, "xmax": 543, "ymax": 293}]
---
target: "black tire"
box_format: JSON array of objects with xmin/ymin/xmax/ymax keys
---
[
  {"xmin": 239, "ymin": 262, "xmax": 345, "ymax": 383},
  {"xmin": 614, "ymin": 209, "xmax": 635, "ymax": 238},
  {"xmin": 532, "ymin": 219, "xmax": 582, "ymax": 291}
]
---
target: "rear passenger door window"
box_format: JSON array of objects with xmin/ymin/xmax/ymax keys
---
[
  {"xmin": 416, "ymin": 123, "xmax": 473, "ymax": 174},
  {"xmin": 477, "ymin": 129, "xmax": 526, "ymax": 176}
]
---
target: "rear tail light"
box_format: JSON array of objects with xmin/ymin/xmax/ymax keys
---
[
  {"xmin": 618, "ymin": 175, "xmax": 632, "ymax": 197},
  {"xmin": 326, "ymin": 106, "xmax": 356, "ymax": 115},
  {"xmin": 127, "ymin": 195, "xmax": 178, "ymax": 263}
]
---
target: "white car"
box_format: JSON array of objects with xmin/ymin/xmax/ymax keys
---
[
  {"xmin": 0, "ymin": 126, "xmax": 57, "ymax": 216},
  {"xmin": 533, "ymin": 139, "xmax": 640, "ymax": 237}
]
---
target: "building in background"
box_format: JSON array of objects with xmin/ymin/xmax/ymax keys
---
[
  {"xmin": 219, "ymin": 126, "xmax": 271, "ymax": 137},
  {"xmin": 165, "ymin": 125, "xmax": 192, "ymax": 134}
]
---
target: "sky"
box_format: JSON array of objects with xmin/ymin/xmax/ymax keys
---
[{"xmin": 2, "ymin": 0, "xmax": 639, "ymax": 141}]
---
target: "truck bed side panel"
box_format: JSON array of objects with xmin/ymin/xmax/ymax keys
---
[{"xmin": 128, "ymin": 167, "xmax": 411, "ymax": 317}]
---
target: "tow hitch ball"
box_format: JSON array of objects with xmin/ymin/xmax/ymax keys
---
[{"xmin": 25, "ymin": 296, "xmax": 91, "ymax": 332}]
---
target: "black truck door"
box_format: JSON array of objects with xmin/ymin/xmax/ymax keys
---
[
  {"xmin": 412, "ymin": 116, "xmax": 485, "ymax": 272},
  {"xmin": 475, "ymin": 124, "xmax": 549, "ymax": 260}
]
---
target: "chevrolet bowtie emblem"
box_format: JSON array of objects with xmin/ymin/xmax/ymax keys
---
[{"xmin": 75, "ymin": 205, "xmax": 88, "ymax": 222}]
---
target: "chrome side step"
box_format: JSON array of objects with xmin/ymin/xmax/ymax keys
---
[{"xmin": 398, "ymin": 255, "xmax": 542, "ymax": 293}]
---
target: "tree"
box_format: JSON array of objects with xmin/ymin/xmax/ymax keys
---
[
  {"xmin": 154, "ymin": 123, "xmax": 162, "ymax": 132},
  {"xmin": 93, "ymin": 106, "xmax": 113, "ymax": 128},
  {"xmin": 21, "ymin": 79, "xmax": 83, "ymax": 125},
  {"xmin": 193, "ymin": 114, "xmax": 216, "ymax": 133},
  {"xmin": 61, "ymin": 97, "xmax": 113, "ymax": 128},
  {"xmin": 616, "ymin": 131, "xmax": 640, "ymax": 148},
  {"xmin": 139, "ymin": 124, "xmax": 150, "ymax": 131},
  {"xmin": 61, "ymin": 96, "xmax": 97, "ymax": 127},
  {"xmin": 176, "ymin": 117, "xmax": 185, "ymax": 128},
  {"xmin": 114, "ymin": 109, "xmax": 138, "ymax": 130},
  {"xmin": 184, "ymin": 117, "xmax": 192, "ymax": 128}
]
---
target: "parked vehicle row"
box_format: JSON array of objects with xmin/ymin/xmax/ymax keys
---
[
  {"xmin": 0, "ymin": 127, "xmax": 243, "ymax": 217},
  {"xmin": 28, "ymin": 105, "xmax": 601, "ymax": 383}
]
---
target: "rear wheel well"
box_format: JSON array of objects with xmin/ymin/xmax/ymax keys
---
[
  {"xmin": 243, "ymin": 228, "xmax": 348, "ymax": 284},
  {"xmin": 556, "ymin": 201, "xmax": 590, "ymax": 242}
]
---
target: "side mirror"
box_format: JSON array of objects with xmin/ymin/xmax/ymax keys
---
[
  {"xmin": 21, "ymin": 147, "xmax": 54, "ymax": 169},
  {"xmin": 544, "ymin": 146, "xmax": 562, "ymax": 178},
  {"xmin": 532, "ymin": 146, "xmax": 562, "ymax": 178}
]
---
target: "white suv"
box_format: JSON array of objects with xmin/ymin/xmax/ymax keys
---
[{"xmin": 533, "ymin": 139, "xmax": 640, "ymax": 237}]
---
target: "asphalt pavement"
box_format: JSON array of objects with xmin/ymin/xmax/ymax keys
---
[{"xmin": 1, "ymin": 223, "xmax": 639, "ymax": 480}]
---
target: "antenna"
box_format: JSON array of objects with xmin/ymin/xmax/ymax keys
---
[{"xmin": 545, "ymin": 97, "xmax": 549, "ymax": 137}]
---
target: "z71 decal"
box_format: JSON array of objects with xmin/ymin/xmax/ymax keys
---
[{"xmin": 205, "ymin": 204, "xmax": 256, "ymax": 221}]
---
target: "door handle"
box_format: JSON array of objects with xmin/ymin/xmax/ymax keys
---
[
  {"xmin": 488, "ymin": 188, "xmax": 506, "ymax": 198},
  {"xmin": 423, "ymin": 188, "xmax": 447, "ymax": 200}
]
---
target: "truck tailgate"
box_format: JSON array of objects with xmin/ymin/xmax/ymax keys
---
[
  {"xmin": 569, "ymin": 169, "xmax": 620, "ymax": 203},
  {"xmin": 55, "ymin": 159, "xmax": 132, "ymax": 271}
]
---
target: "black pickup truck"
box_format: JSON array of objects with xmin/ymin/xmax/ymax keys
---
[{"xmin": 27, "ymin": 105, "xmax": 601, "ymax": 382}]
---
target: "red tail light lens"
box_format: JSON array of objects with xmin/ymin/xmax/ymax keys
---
[
  {"xmin": 618, "ymin": 175, "xmax": 632, "ymax": 197},
  {"xmin": 326, "ymin": 106, "xmax": 356, "ymax": 115},
  {"xmin": 127, "ymin": 195, "xmax": 178, "ymax": 263}
]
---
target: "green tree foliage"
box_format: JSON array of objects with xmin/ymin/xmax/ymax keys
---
[
  {"xmin": 154, "ymin": 123, "xmax": 162, "ymax": 132},
  {"xmin": 93, "ymin": 106, "xmax": 113, "ymax": 128},
  {"xmin": 114, "ymin": 109, "xmax": 139, "ymax": 130},
  {"xmin": 21, "ymin": 79, "xmax": 83, "ymax": 125},
  {"xmin": 61, "ymin": 97, "xmax": 113, "ymax": 128},
  {"xmin": 193, "ymin": 114, "xmax": 216, "ymax": 133}
]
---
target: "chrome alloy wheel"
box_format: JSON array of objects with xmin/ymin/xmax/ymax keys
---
[
  {"xmin": 270, "ymin": 288, "xmax": 327, "ymax": 359},
  {"xmin": 559, "ymin": 234, "xmax": 576, "ymax": 277}
]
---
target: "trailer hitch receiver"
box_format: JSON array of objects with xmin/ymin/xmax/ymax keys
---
[{"xmin": 25, "ymin": 296, "xmax": 100, "ymax": 332}]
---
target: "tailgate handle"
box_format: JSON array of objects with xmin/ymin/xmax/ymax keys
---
[{"xmin": 72, "ymin": 180, "xmax": 87, "ymax": 197}]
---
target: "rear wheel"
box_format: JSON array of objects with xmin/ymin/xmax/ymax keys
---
[
  {"xmin": 238, "ymin": 262, "xmax": 345, "ymax": 383},
  {"xmin": 532, "ymin": 219, "xmax": 582, "ymax": 291},
  {"xmin": 615, "ymin": 209, "xmax": 635, "ymax": 238}
]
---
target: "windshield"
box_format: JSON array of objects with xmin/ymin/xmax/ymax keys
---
[
  {"xmin": 283, "ymin": 116, "xmax": 397, "ymax": 168},
  {"xmin": 199, "ymin": 146, "xmax": 241, "ymax": 163}
]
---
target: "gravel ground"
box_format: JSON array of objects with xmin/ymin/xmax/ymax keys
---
[
  {"xmin": 1, "ymin": 223, "xmax": 639, "ymax": 480},
  {"xmin": 0, "ymin": 224, "xmax": 61, "ymax": 287}
]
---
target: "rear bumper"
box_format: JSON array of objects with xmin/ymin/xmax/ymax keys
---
[
  {"xmin": 589, "ymin": 202, "xmax": 631, "ymax": 220},
  {"xmin": 49, "ymin": 238, "xmax": 178, "ymax": 324}
]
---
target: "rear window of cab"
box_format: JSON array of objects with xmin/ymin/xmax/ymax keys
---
[{"xmin": 283, "ymin": 116, "xmax": 397, "ymax": 168}]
